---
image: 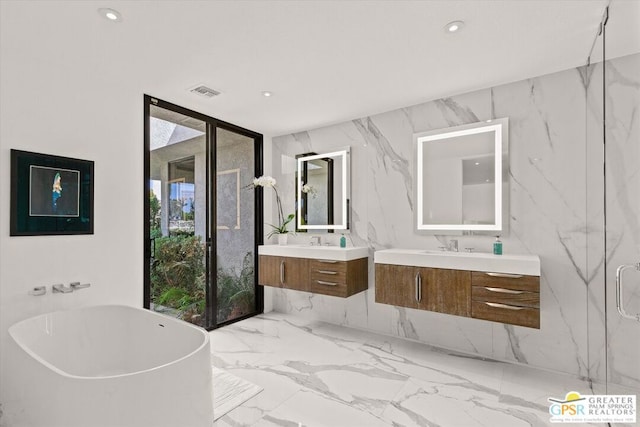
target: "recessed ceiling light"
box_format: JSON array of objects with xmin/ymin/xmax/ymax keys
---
[
  {"xmin": 486, "ymin": 179, "xmax": 490, "ymax": 182},
  {"xmin": 475, "ymin": 162, "xmax": 480, "ymax": 166},
  {"xmin": 262, "ymin": 91, "xmax": 273, "ymax": 97},
  {"xmin": 445, "ymin": 20, "xmax": 464, "ymax": 33},
  {"xmin": 98, "ymin": 8, "xmax": 122, "ymax": 22}
]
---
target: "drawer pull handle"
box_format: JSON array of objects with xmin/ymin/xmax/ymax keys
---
[
  {"xmin": 317, "ymin": 270, "xmax": 338, "ymax": 275},
  {"xmin": 318, "ymin": 259, "xmax": 338, "ymax": 264},
  {"xmin": 485, "ymin": 302, "xmax": 524, "ymax": 310},
  {"xmin": 485, "ymin": 273, "xmax": 522, "ymax": 279},
  {"xmin": 317, "ymin": 280, "xmax": 338, "ymax": 286},
  {"xmin": 280, "ymin": 260, "xmax": 285, "ymax": 285},
  {"xmin": 415, "ymin": 272, "xmax": 422, "ymax": 302},
  {"xmin": 486, "ymin": 272, "xmax": 523, "ymax": 279},
  {"xmin": 484, "ymin": 287, "xmax": 524, "ymax": 294}
]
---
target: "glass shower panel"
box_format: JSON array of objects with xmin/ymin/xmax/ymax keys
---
[
  {"xmin": 215, "ymin": 127, "xmax": 257, "ymax": 324},
  {"xmin": 149, "ymin": 105, "xmax": 207, "ymax": 327},
  {"xmin": 603, "ymin": 5, "xmax": 640, "ymax": 395}
]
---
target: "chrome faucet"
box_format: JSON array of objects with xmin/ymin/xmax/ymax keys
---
[
  {"xmin": 70, "ymin": 282, "xmax": 91, "ymax": 290},
  {"xmin": 310, "ymin": 236, "xmax": 321, "ymax": 246},
  {"xmin": 52, "ymin": 282, "xmax": 91, "ymax": 294},
  {"xmin": 448, "ymin": 239, "xmax": 459, "ymax": 252},
  {"xmin": 52, "ymin": 284, "xmax": 73, "ymax": 293}
]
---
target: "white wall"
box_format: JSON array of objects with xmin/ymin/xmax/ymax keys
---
[
  {"xmin": 0, "ymin": 14, "xmax": 146, "ymax": 416},
  {"xmin": 0, "ymin": 3, "xmax": 272, "ymax": 413}
]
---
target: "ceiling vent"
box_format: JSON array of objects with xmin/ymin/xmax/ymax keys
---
[{"xmin": 189, "ymin": 85, "xmax": 221, "ymax": 98}]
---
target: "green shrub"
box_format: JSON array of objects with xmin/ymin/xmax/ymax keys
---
[
  {"xmin": 151, "ymin": 234, "xmax": 205, "ymax": 309},
  {"xmin": 217, "ymin": 252, "xmax": 255, "ymax": 322}
]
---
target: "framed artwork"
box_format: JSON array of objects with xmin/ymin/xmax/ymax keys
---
[{"xmin": 10, "ymin": 149, "xmax": 94, "ymax": 236}]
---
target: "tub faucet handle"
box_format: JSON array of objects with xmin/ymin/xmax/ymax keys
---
[
  {"xmin": 70, "ymin": 282, "xmax": 91, "ymax": 290},
  {"xmin": 29, "ymin": 286, "xmax": 47, "ymax": 296},
  {"xmin": 52, "ymin": 284, "xmax": 73, "ymax": 294}
]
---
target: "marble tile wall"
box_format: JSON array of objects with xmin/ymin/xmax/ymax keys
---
[{"xmin": 269, "ymin": 53, "xmax": 640, "ymax": 383}]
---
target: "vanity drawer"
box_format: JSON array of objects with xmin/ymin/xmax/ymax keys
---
[
  {"xmin": 472, "ymin": 286, "xmax": 539, "ymax": 309},
  {"xmin": 310, "ymin": 259, "xmax": 347, "ymax": 278},
  {"xmin": 471, "ymin": 300, "xmax": 540, "ymax": 329},
  {"xmin": 471, "ymin": 271, "xmax": 539, "ymax": 292},
  {"xmin": 311, "ymin": 258, "xmax": 368, "ymax": 298},
  {"xmin": 310, "ymin": 277, "xmax": 349, "ymax": 297},
  {"xmin": 471, "ymin": 271, "xmax": 540, "ymax": 328}
]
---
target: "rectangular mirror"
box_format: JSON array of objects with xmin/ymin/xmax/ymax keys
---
[
  {"xmin": 415, "ymin": 118, "xmax": 509, "ymax": 234},
  {"xmin": 296, "ymin": 148, "xmax": 350, "ymax": 231}
]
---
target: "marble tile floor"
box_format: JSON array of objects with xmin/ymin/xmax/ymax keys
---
[{"xmin": 209, "ymin": 313, "xmax": 632, "ymax": 427}]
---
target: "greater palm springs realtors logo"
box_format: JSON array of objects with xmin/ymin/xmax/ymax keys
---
[{"xmin": 548, "ymin": 391, "xmax": 636, "ymax": 423}]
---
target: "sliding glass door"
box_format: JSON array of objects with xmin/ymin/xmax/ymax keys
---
[{"xmin": 144, "ymin": 96, "xmax": 263, "ymax": 330}]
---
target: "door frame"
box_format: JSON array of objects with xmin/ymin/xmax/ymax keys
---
[{"xmin": 143, "ymin": 95, "xmax": 264, "ymax": 330}]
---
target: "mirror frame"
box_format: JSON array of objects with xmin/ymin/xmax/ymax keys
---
[
  {"xmin": 296, "ymin": 148, "xmax": 350, "ymax": 231},
  {"xmin": 415, "ymin": 118, "xmax": 509, "ymax": 233}
]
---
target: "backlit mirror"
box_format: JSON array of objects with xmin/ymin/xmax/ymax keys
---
[
  {"xmin": 415, "ymin": 118, "xmax": 509, "ymax": 234},
  {"xmin": 296, "ymin": 148, "xmax": 350, "ymax": 231}
]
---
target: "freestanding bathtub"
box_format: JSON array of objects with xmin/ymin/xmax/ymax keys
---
[{"xmin": 5, "ymin": 305, "xmax": 213, "ymax": 427}]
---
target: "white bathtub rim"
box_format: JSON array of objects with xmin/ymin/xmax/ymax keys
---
[{"xmin": 8, "ymin": 304, "xmax": 210, "ymax": 380}]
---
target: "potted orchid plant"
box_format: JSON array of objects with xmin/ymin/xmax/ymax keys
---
[{"xmin": 252, "ymin": 175, "xmax": 294, "ymax": 245}]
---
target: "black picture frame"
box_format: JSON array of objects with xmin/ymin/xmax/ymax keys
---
[{"xmin": 10, "ymin": 149, "xmax": 94, "ymax": 236}]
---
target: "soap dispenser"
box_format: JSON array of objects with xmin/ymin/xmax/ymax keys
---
[
  {"xmin": 339, "ymin": 234, "xmax": 347, "ymax": 248},
  {"xmin": 493, "ymin": 236, "xmax": 503, "ymax": 255}
]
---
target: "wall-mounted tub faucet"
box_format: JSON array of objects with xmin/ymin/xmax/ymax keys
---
[
  {"xmin": 70, "ymin": 282, "xmax": 91, "ymax": 291},
  {"xmin": 310, "ymin": 236, "xmax": 321, "ymax": 246},
  {"xmin": 448, "ymin": 240, "xmax": 459, "ymax": 252},
  {"xmin": 52, "ymin": 284, "xmax": 73, "ymax": 293}
]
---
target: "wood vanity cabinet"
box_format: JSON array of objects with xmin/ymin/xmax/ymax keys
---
[
  {"xmin": 375, "ymin": 264, "xmax": 540, "ymax": 328},
  {"xmin": 258, "ymin": 256, "xmax": 309, "ymax": 292},
  {"xmin": 470, "ymin": 272, "xmax": 540, "ymax": 328},
  {"xmin": 375, "ymin": 264, "xmax": 471, "ymax": 316},
  {"xmin": 309, "ymin": 258, "xmax": 368, "ymax": 298},
  {"xmin": 258, "ymin": 255, "xmax": 368, "ymax": 298}
]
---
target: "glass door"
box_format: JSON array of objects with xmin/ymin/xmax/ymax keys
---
[
  {"xmin": 601, "ymin": 6, "xmax": 640, "ymax": 396},
  {"xmin": 215, "ymin": 127, "xmax": 260, "ymax": 325},
  {"xmin": 148, "ymin": 104, "xmax": 207, "ymax": 326},
  {"xmin": 144, "ymin": 96, "xmax": 263, "ymax": 330},
  {"xmin": 587, "ymin": 4, "xmax": 640, "ymax": 397}
]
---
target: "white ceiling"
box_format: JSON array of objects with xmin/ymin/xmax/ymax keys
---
[{"xmin": 2, "ymin": 0, "xmax": 639, "ymax": 137}]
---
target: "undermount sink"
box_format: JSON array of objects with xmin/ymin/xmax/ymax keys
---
[
  {"xmin": 374, "ymin": 248, "xmax": 540, "ymax": 276},
  {"xmin": 258, "ymin": 244, "xmax": 369, "ymax": 261}
]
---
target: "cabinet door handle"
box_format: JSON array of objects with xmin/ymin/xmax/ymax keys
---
[
  {"xmin": 280, "ymin": 260, "xmax": 285, "ymax": 285},
  {"xmin": 484, "ymin": 287, "xmax": 524, "ymax": 294},
  {"xmin": 415, "ymin": 272, "xmax": 422, "ymax": 302},
  {"xmin": 485, "ymin": 302, "xmax": 524, "ymax": 310},
  {"xmin": 317, "ymin": 280, "xmax": 338, "ymax": 286},
  {"xmin": 317, "ymin": 270, "xmax": 338, "ymax": 275},
  {"xmin": 485, "ymin": 272, "xmax": 523, "ymax": 279},
  {"xmin": 317, "ymin": 259, "xmax": 338, "ymax": 264}
]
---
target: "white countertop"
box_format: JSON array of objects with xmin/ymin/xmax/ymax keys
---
[
  {"xmin": 259, "ymin": 244, "xmax": 369, "ymax": 261},
  {"xmin": 374, "ymin": 249, "xmax": 540, "ymax": 276}
]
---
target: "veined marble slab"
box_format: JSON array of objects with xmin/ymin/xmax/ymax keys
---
[
  {"xmin": 258, "ymin": 244, "xmax": 369, "ymax": 261},
  {"xmin": 374, "ymin": 249, "xmax": 540, "ymax": 276},
  {"xmin": 210, "ymin": 313, "xmax": 613, "ymax": 427},
  {"xmin": 270, "ymin": 52, "xmax": 640, "ymax": 385}
]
